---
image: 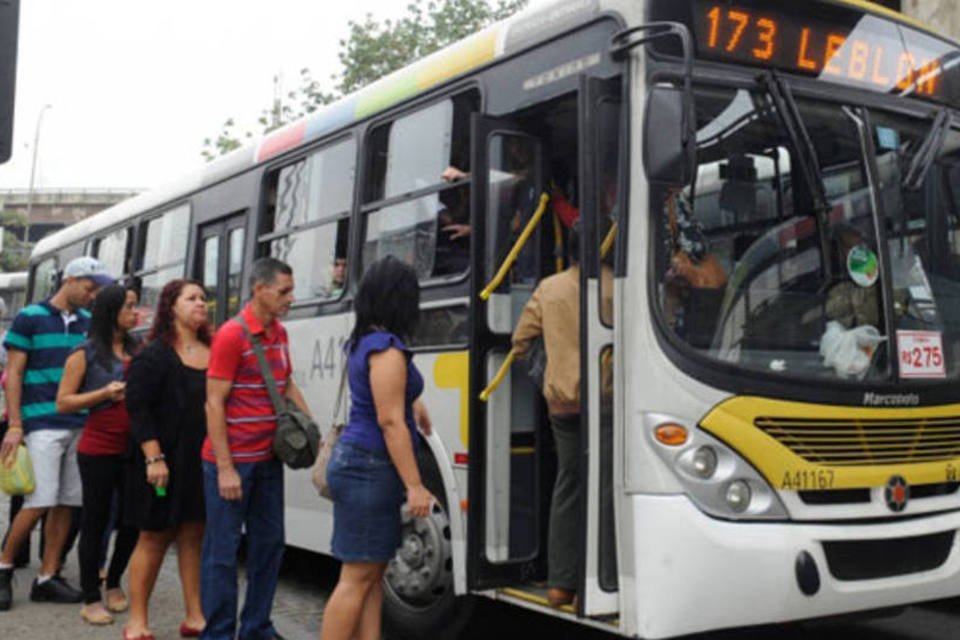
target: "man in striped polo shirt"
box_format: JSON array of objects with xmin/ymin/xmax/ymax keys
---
[
  {"xmin": 203, "ymin": 257, "xmax": 310, "ymax": 640},
  {"xmin": 0, "ymin": 256, "xmax": 113, "ymax": 611}
]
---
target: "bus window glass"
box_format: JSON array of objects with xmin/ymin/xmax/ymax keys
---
[
  {"xmin": 596, "ymin": 98, "xmax": 621, "ymax": 327},
  {"xmin": 142, "ymin": 204, "xmax": 189, "ymax": 270},
  {"xmin": 272, "ymin": 138, "xmax": 356, "ymax": 231},
  {"xmin": 869, "ymin": 112, "xmax": 960, "ymax": 380},
  {"xmin": 31, "ymin": 258, "xmax": 57, "ymax": 302},
  {"xmin": 410, "ymin": 305, "xmax": 469, "ymax": 348},
  {"xmin": 95, "ymin": 228, "xmax": 128, "ymax": 277},
  {"xmin": 274, "ymin": 160, "xmax": 308, "ymax": 229},
  {"xmin": 140, "ymin": 265, "xmax": 183, "ymax": 317},
  {"xmin": 366, "ymin": 100, "xmax": 453, "ymax": 202},
  {"xmin": 270, "ymin": 219, "xmax": 349, "ymax": 302},
  {"xmin": 363, "ymin": 184, "xmax": 470, "ymax": 280},
  {"xmin": 227, "ymin": 227, "xmax": 244, "ymax": 317},
  {"xmin": 201, "ymin": 235, "xmax": 219, "ymax": 317},
  {"xmin": 486, "ymin": 134, "xmax": 539, "ymax": 285},
  {"xmin": 656, "ymin": 86, "xmax": 888, "ymax": 381}
]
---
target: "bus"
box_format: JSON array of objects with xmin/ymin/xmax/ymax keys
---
[
  {"xmin": 0, "ymin": 271, "xmax": 26, "ymax": 328},
  {"xmin": 26, "ymin": 1, "xmax": 960, "ymax": 637}
]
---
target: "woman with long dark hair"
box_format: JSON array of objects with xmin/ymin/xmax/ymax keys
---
[
  {"xmin": 123, "ymin": 279, "xmax": 210, "ymax": 640},
  {"xmin": 321, "ymin": 255, "xmax": 436, "ymax": 640},
  {"xmin": 56, "ymin": 284, "xmax": 140, "ymax": 625}
]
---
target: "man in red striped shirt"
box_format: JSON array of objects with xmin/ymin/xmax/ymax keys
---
[{"xmin": 202, "ymin": 257, "xmax": 310, "ymax": 640}]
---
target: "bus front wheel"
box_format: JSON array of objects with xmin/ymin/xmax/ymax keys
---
[{"xmin": 383, "ymin": 454, "xmax": 474, "ymax": 640}]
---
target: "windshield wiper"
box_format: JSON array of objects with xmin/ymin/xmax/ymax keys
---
[
  {"xmin": 759, "ymin": 72, "xmax": 832, "ymax": 280},
  {"xmin": 903, "ymin": 107, "xmax": 950, "ymax": 190}
]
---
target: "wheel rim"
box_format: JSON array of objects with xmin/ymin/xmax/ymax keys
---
[{"xmin": 385, "ymin": 502, "xmax": 453, "ymax": 608}]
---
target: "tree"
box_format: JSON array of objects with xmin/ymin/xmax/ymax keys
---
[
  {"xmin": 0, "ymin": 208, "xmax": 30, "ymax": 272},
  {"xmin": 202, "ymin": 0, "xmax": 527, "ymax": 160}
]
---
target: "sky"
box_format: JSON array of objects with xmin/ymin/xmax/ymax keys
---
[{"xmin": 0, "ymin": 0, "xmax": 533, "ymax": 191}]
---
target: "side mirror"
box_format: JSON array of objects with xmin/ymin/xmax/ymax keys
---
[{"xmin": 643, "ymin": 85, "xmax": 695, "ymax": 186}]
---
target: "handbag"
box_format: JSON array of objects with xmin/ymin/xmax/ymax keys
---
[
  {"xmin": 0, "ymin": 445, "xmax": 35, "ymax": 496},
  {"xmin": 237, "ymin": 316, "xmax": 320, "ymax": 470},
  {"xmin": 312, "ymin": 364, "xmax": 347, "ymax": 499}
]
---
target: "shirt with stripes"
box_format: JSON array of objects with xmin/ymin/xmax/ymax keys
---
[
  {"xmin": 202, "ymin": 304, "xmax": 291, "ymax": 463},
  {"xmin": 4, "ymin": 300, "xmax": 91, "ymax": 432}
]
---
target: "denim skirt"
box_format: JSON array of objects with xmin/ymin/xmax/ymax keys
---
[{"xmin": 327, "ymin": 439, "xmax": 405, "ymax": 562}]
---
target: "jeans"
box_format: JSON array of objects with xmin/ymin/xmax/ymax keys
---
[{"xmin": 200, "ymin": 460, "xmax": 285, "ymax": 640}]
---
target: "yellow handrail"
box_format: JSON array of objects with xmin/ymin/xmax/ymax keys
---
[
  {"xmin": 552, "ymin": 211, "xmax": 564, "ymax": 273},
  {"xmin": 479, "ymin": 193, "xmax": 550, "ymax": 301},
  {"xmin": 600, "ymin": 221, "xmax": 618, "ymax": 260},
  {"xmin": 479, "ymin": 349, "xmax": 515, "ymax": 402}
]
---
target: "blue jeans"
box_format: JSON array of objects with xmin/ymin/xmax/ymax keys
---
[{"xmin": 200, "ymin": 460, "xmax": 285, "ymax": 640}]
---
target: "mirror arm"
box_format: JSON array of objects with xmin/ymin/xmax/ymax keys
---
[{"xmin": 611, "ymin": 22, "xmax": 693, "ymax": 147}]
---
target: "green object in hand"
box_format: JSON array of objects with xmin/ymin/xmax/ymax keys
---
[{"xmin": 155, "ymin": 485, "xmax": 166, "ymax": 497}]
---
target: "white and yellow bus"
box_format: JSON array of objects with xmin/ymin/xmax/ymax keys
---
[{"xmin": 27, "ymin": 1, "xmax": 960, "ymax": 637}]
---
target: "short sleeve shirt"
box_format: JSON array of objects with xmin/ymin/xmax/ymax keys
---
[
  {"xmin": 4, "ymin": 300, "xmax": 91, "ymax": 432},
  {"xmin": 340, "ymin": 331, "xmax": 424, "ymax": 454},
  {"xmin": 202, "ymin": 304, "xmax": 292, "ymax": 463}
]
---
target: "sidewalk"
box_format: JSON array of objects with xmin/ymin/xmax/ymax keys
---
[{"xmin": 0, "ymin": 497, "xmax": 334, "ymax": 640}]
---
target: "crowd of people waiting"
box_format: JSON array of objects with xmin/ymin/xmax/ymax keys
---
[{"xmin": 0, "ymin": 253, "xmax": 435, "ymax": 640}]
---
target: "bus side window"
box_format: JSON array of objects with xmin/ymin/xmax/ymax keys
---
[
  {"xmin": 261, "ymin": 137, "xmax": 356, "ymax": 304},
  {"xmin": 92, "ymin": 226, "xmax": 132, "ymax": 282},
  {"xmin": 136, "ymin": 203, "xmax": 190, "ymax": 315},
  {"xmin": 361, "ymin": 90, "xmax": 479, "ymax": 282},
  {"xmin": 31, "ymin": 257, "xmax": 58, "ymax": 303}
]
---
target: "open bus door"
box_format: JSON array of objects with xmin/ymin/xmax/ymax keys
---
[
  {"xmin": 467, "ymin": 114, "xmax": 550, "ymax": 590},
  {"xmin": 577, "ymin": 74, "xmax": 623, "ymax": 617}
]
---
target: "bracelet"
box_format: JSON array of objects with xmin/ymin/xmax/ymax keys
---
[{"xmin": 145, "ymin": 454, "xmax": 166, "ymax": 466}]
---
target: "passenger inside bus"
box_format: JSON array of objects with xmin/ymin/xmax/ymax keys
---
[
  {"xmin": 662, "ymin": 188, "xmax": 728, "ymax": 348},
  {"xmin": 825, "ymin": 223, "xmax": 882, "ymax": 330}
]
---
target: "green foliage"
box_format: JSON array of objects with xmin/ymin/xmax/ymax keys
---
[
  {"xmin": 0, "ymin": 208, "xmax": 29, "ymax": 271},
  {"xmin": 201, "ymin": 0, "xmax": 527, "ymax": 161}
]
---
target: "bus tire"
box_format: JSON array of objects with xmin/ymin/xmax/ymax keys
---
[{"xmin": 383, "ymin": 450, "xmax": 474, "ymax": 640}]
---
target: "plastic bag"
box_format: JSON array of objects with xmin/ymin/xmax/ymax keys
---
[
  {"xmin": 0, "ymin": 445, "xmax": 35, "ymax": 496},
  {"xmin": 820, "ymin": 321, "xmax": 886, "ymax": 379}
]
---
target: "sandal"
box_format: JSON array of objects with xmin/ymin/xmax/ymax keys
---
[
  {"xmin": 80, "ymin": 603, "xmax": 114, "ymax": 625},
  {"xmin": 105, "ymin": 588, "xmax": 128, "ymax": 613}
]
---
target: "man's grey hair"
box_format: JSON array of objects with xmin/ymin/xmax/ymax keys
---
[{"xmin": 249, "ymin": 257, "xmax": 293, "ymax": 290}]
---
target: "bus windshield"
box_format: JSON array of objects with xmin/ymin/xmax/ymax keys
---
[{"xmin": 655, "ymin": 85, "xmax": 960, "ymax": 383}]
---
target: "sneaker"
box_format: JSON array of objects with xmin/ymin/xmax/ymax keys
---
[
  {"xmin": 0, "ymin": 567, "xmax": 12, "ymax": 611},
  {"xmin": 29, "ymin": 574, "xmax": 83, "ymax": 603}
]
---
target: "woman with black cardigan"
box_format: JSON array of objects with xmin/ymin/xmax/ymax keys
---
[{"xmin": 123, "ymin": 279, "xmax": 210, "ymax": 640}]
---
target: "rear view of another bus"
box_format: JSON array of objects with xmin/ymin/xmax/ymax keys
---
[{"xmin": 0, "ymin": 271, "xmax": 27, "ymax": 329}]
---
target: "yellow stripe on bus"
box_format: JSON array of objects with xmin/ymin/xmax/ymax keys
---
[{"xmin": 701, "ymin": 397, "xmax": 960, "ymax": 490}]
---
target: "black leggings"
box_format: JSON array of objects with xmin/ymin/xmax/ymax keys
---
[{"xmin": 77, "ymin": 453, "xmax": 138, "ymax": 604}]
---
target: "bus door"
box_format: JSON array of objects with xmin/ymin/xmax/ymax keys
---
[
  {"xmin": 195, "ymin": 213, "xmax": 247, "ymax": 328},
  {"xmin": 467, "ymin": 115, "xmax": 550, "ymax": 589},
  {"xmin": 577, "ymin": 75, "xmax": 622, "ymax": 617}
]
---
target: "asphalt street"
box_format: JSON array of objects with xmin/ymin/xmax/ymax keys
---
[{"xmin": 2, "ymin": 496, "xmax": 959, "ymax": 639}]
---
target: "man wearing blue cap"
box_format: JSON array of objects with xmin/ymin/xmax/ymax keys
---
[{"xmin": 0, "ymin": 256, "xmax": 113, "ymax": 611}]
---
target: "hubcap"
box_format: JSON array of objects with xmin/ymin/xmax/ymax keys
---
[{"xmin": 385, "ymin": 502, "xmax": 452, "ymax": 607}]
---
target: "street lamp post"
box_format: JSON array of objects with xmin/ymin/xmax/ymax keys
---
[{"xmin": 25, "ymin": 103, "xmax": 52, "ymax": 246}]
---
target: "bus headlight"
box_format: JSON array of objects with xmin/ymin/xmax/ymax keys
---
[
  {"xmin": 645, "ymin": 413, "xmax": 788, "ymax": 520},
  {"xmin": 725, "ymin": 480, "xmax": 751, "ymax": 513},
  {"xmin": 690, "ymin": 446, "xmax": 717, "ymax": 479}
]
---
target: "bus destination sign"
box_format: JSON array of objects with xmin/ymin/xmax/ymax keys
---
[{"xmin": 691, "ymin": 1, "xmax": 954, "ymax": 102}]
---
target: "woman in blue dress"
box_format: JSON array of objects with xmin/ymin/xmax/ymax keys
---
[{"xmin": 321, "ymin": 255, "xmax": 436, "ymax": 640}]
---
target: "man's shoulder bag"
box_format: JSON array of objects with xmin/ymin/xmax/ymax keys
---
[{"xmin": 238, "ymin": 316, "xmax": 320, "ymax": 469}]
